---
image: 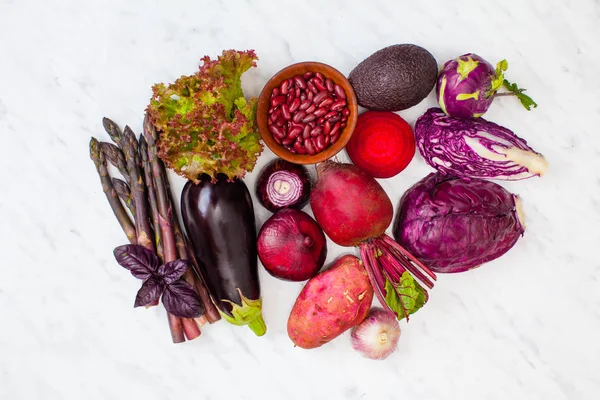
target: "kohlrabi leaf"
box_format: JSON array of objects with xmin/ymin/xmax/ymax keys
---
[
  {"xmin": 489, "ymin": 59, "xmax": 508, "ymax": 95},
  {"xmin": 384, "ymin": 272, "xmax": 428, "ymax": 321},
  {"xmin": 113, "ymin": 244, "xmax": 159, "ymax": 280},
  {"xmin": 161, "ymin": 280, "xmax": 204, "ymax": 318},
  {"xmin": 146, "ymin": 50, "xmax": 263, "ymax": 182},
  {"xmin": 503, "ymin": 79, "xmax": 538, "ymax": 111}
]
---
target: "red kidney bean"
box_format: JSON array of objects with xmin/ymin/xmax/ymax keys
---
[
  {"xmin": 294, "ymin": 141, "xmax": 306, "ymax": 154},
  {"xmin": 323, "ymin": 120, "xmax": 331, "ymax": 135},
  {"xmin": 272, "ymin": 88, "xmax": 280, "ymax": 97},
  {"xmin": 324, "ymin": 110, "xmax": 338, "ymax": 120},
  {"xmin": 303, "ymin": 72, "xmax": 314, "ymax": 80},
  {"xmin": 300, "ymin": 94, "xmax": 307, "ymax": 101},
  {"xmin": 323, "ymin": 134, "xmax": 330, "ymax": 146},
  {"xmin": 308, "ymin": 120, "xmax": 316, "ymax": 128},
  {"xmin": 307, "ymin": 80, "xmax": 318, "ymax": 93},
  {"xmin": 305, "ymin": 104, "xmax": 317, "ymax": 114},
  {"xmin": 315, "ymin": 72, "xmax": 324, "ymax": 82},
  {"xmin": 341, "ymin": 116, "xmax": 347, "ymax": 122},
  {"xmin": 307, "ymin": 91, "xmax": 314, "ymax": 101},
  {"xmin": 312, "ymin": 91, "xmax": 328, "ymax": 105},
  {"xmin": 341, "ymin": 122, "xmax": 347, "ymax": 128},
  {"xmin": 273, "ymin": 135, "xmax": 282, "ymax": 145},
  {"xmin": 317, "ymin": 117, "xmax": 325, "ymax": 124},
  {"xmin": 269, "ymin": 124, "xmax": 285, "ymax": 139},
  {"xmin": 299, "ymin": 99, "xmax": 312, "ymax": 111},
  {"xmin": 328, "ymin": 115, "xmax": 342, "ymax": 123},
  {"xmin": 329, "ymin": 122, "xmax": 341, "ymax": 137},
  {"xmin": 315, "ymin": 134, "xmax": 327, "ymax": 151},
  {"xmin": 305, "ymin": 138, "xmax": 316, "ymax": 155},
  {"xmin": 330, "ymin": 132, "xmax": 340, "ymax": 144},
  {"xmin": 289, "ymin": 98, "xmax": 301, "ymax": 113},
  {"xmin": 271, "ymin": 95, "xmax": 286, "ymax": 108},
  {"xmin": 281, "ymin": 104, "xmax": 291, "ymax": 120},
  {"xmin": 310, "ymin": 126, "xmax": 323, "ymax": 137},
  {"xmin": 303, "ymin": 125, "xmax": 311, "ymax": 139},
  {"xmin": 330, "ymin": 100, "xmax": 346, "ymax": 111},
  {"xmin": 334, "ymin": 84, "xmax": 346, "ymax": 99},
  {"xmin": 294, "ymin": 76, "xmax": 306, "ymax": 89},
  {"xmin": 270, "ymin": 108, "xmax": 281, "ymax": 122},
  {"xmin": 288, "ymin": 126, "xmax": 303, "ymax": 139},
  {"xmin": 325, "ymin": 78, "xmax": 334, "ymax": 92},
  {"xmin": 313, "ymin": 79, "xmax": 327, "ymax": 92},
  {"xmin": 281, "ymin": 80, "xmax": 290, "ymax": 95},
  {"xmin": 319, "ymin": 98, "xmax": 334, "ymax": 108},
  {"xmin": 286, "ymin": 92, "xmax": 296, "ymax": 105},
  {"xmin": 275, "ymin": 119, "xmax": 284, "ymax": 127},
  {"xmin": 282, "ymin": 137, "xmax": 295, "ymax": 146},
  {"xmin": 292, "ymin": 110, "xmax": 306, "ymax": 123},
  {"xmin": 314, "ymin": 107, "xmax": 329, "ymax": 117},
  {"xmin": 342, "ymin": 107, "xmax": 350, "ymax": 116},
  {"xmin": 302, "ymin": 113, "xmax": 316, "ymax": 123}
]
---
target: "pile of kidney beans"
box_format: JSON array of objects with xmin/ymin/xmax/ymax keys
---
[{"xmin": 267, "ymin": 72, "xmax": 350, "ymax": 155}]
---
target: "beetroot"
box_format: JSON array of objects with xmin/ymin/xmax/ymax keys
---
[
  {"xmin": 257, "ymin": 209, "xmax": 327, "ymax": 281},
  {"xmin": 310, "ymin": 161, "xmax": 392, "ymax": 246},
  {"xmin": 345, "ymin": 111, "xmax": 415, "ymax": 179},
  {"xmin": 310, "ymin": 161, "xmax": 436, "ymax": 321}
]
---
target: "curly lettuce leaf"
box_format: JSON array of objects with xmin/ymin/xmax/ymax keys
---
[
  {"xmin": 146, "ymin": 50, "xmax": 263, "ymax": 182},
  {"xmin": 384, "ymin": 272, "xmax": 428, "ymax": 321}
]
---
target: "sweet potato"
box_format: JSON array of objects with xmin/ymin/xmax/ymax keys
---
[{"xmin": 287, "ymin": 254, "xmax": 374, "ymax": 349}]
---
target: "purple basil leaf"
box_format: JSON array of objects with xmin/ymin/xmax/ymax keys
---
[
  {"xmin": 157, "ymin": 259, "xmax": 189, "ymax": 285},
  {"xmin": 161, "ymin": 280, "xmax": 204, "ymax": 318},
  {"xmin": 134, "ymin": 278, "xmax": 164, "ymax": 308},
  {"xmin": 113, "ymin": 244, "xmax": 159, "ymax": 280}
]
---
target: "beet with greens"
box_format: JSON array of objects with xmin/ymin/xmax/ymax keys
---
[
  {"xmin": 255, "ymin": 158, "xmax": 311, "ymax": 212},
  {"xmin": 181, "ymin": 174, "xmax": 266, "ymax": 336}
]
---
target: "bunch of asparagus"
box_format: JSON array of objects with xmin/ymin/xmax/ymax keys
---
[{"xmin": 90, "ymin": 116, "xmax": 220, "ymax": 343}]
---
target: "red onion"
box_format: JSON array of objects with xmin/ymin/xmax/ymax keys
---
[
  {"xmin": 257, "ymin": 209, "xmax": 327, "ymax": 281},
  {"xmin": 255, "ymin": 158, "xmax": 311, "ymax": 213}
]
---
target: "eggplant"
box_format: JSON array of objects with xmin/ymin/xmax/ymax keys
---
[{"xmin": 181, "ymin": 174, "xmax": 266, "ymax": 336}]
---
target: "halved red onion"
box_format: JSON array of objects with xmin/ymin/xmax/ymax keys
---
[{"xmin": 255, "ymin": 158, "xmax": 311, "ymax": 213}]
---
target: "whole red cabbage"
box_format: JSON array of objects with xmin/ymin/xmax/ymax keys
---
[{"xmin": 392, "ymin": 173, "xmax": 525, "ymax": 273}]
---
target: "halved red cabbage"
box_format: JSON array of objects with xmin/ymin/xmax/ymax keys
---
[
  {"xmin": 415, "ymin": 108, "xmax": 548, "ymax": 180},
  {"xmin": 392, "ymin": 173, "xmax": 525, "ymax": 273}
]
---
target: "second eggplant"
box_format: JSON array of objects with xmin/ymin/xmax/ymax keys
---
[{"xmin": 181, "ymin": 174, "xmax": 266, "ymax": 336}]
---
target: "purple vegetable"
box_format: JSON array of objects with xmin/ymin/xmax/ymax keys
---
[
  {"xmin": 392, "ymin": 173, "xmax": 525, "ymax": 273},
  {"xmin": 436, "ymin": 53, "xmax": 537, "ymax": 119},
  {"xmin": 113, "ymin": 244, "xmax": 204, "ymax": 318},
  {"xmin": 415, "ymin": 108, "xmax": 548, "ymax": 180},
  {"xmin": 255, "ymin": 158, "xmax": 311, "ymax": 212},
  {"xmin": 181, "ymin": 174, "xmax": 266, "ymax": 336}
]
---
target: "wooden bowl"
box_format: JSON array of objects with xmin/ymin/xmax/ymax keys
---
[{"xmin": 257, "ymin": 62, "xmax": 358, "ymax": 164}]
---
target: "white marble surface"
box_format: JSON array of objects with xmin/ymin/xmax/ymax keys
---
[{"xmin": 2, "ymin": 0, "xmax": 600, "ymax": 399}]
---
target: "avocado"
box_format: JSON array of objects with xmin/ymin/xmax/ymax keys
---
[{"xmin": 349, "ymin": 44, "xmax": 438, "ymax": 111}]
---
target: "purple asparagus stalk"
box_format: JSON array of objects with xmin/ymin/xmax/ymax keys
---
[{"xmin": 90, "ymin": 137, "xmax": 137, "ymax": 244}]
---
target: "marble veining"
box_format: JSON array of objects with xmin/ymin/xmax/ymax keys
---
[{"xmin": 1, "ymin": 0, "xmax": 600, "ymax": 399}]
